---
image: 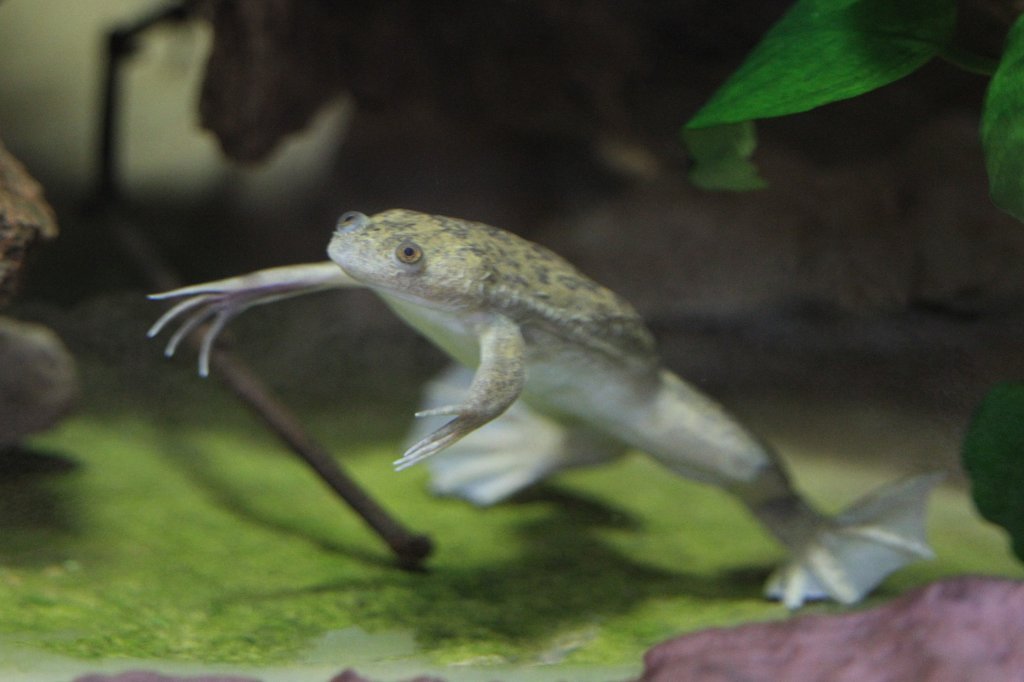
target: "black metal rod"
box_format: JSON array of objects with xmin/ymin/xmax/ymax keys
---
[{"xmin": 96, "ymin": 2, "xmax": 193, "ymax": 204}]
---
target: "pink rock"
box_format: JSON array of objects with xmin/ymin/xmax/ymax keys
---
[
  {"xmin": 329, "ymin": 672, "xmax": 371, "ymax": 682},
  {"xmin": 329, "ymin": 670, "xmax": 445, "ymax": 682},
  {"xmin": 74, "ymin": 670, "xmax": 445, "ymax": 682},
  {"xmin": 74, "ymin": 672, "xmax": 260, "ymax": 682},
  {"xmin": 639, "ymin": 577, "xmax": 1024, "ymax": 682}
]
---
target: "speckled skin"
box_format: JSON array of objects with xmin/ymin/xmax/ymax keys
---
[
  {"xmin": 329, "ymin": 209, "xmax": 656, "ymax": 361},
  {"xmin": 150, "ymin": 209, "xmax": 942, "ymax": 608}
]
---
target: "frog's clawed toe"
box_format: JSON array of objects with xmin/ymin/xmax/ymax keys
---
[
  {"xmin": 407, "ymin": 366, "xmax": 625, "ymax": 502},
  {"xmin": 396, "ymin": 407, "xmax": 485, "ymax": 471},
  {"xmin": 424, "ymin": 404, "xmax": 572, "ymax": 505},
  {"xmin": 147, "ymin": 291, "xmax": 247, "ymax": 377},
  {"xmin": 765, "ymin": 472, "xmax": 943, "ymax": 609}
]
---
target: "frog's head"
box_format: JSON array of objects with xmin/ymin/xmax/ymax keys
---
[{"xmin": 327, "ymin": 209, "xmax": 491, "ymax": 309}]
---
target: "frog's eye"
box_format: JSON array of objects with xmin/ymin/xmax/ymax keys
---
[
  {"xmin": 395, "ymin": 241, "xmax": 423, "ymax": 265},
  {"xmin": 337, "ymin": 211, "xmax": 368, "ymax": 232}
]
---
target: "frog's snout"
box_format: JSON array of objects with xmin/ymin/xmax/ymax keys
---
[{"xmin": 335, "ymin": 211, "xmax": 369, "ymax": 235}]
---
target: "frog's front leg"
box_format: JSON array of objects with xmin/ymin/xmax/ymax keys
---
[
  {"xmin": 395, "ymin": 314, "xmax": 526, "ymax": 471},
  {"xmin": 148, "ymin": 261, "xmax": 359, "ymax": 376}
]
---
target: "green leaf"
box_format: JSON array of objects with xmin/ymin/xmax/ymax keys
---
[
  {"xmin": 981, "ymin": 15, "xmax": 1024, "ymax": 223},
  {"xmin": 683, "ymin": 122, "xmax": 768, "ymax": 191},
  {"xmin": 963, "ymin": 383, "xmax": 1024, "ymax": 562},
  {"xmin": 687, "ymin": 0, "xmax": 957, "ymax": 129}
]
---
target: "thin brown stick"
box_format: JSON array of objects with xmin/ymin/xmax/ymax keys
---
[
  {"xmin": 110, "ymin": 215, "xmax": 433, "ymax": 568},
  {"xmin": 208, "ymin": 349, "xmax": 433, "ymax": 567}
]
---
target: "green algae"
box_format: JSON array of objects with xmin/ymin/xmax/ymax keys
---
[{"xmin": 0, "ymin": 375, "xmax": 1019, "ymax": 670}]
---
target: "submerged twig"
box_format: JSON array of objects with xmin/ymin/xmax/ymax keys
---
[
  {"xmin": 207, "ymin": 350, "xmax": 434, "ymax": 567},
  {"xmin": 109, "ymin": 210, "xmax": 433, "ymax": 570}
]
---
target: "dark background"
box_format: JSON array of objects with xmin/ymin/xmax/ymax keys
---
[{"xmin": 1, "ymin": 0, "xmax": 1022, "ymax": 465}]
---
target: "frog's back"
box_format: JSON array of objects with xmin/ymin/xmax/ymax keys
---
[{"xmin": 378, "ymin": 210, "xmax": 657, "ymax": 362}]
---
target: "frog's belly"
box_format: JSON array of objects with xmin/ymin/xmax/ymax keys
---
[{"xmin": 378, "ymin": 294, "xmax": 482, "ymax": 368}]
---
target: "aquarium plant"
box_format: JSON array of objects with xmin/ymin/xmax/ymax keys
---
[{"xmin": 682, "ymin": 0, "xmax": 1024, "ymax": 564}]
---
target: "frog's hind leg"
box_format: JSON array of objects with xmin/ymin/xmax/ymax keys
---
[
  {"xmin": 409, "ymin": 365, "xmax": 625, "ymax": 506},
  {"xmin": 630, "ymin": 370, "xmax": 943, "ymax": 608},
  {"xmin": 754, "ymin": 471, "xmax": 943, "ymax": 608}
]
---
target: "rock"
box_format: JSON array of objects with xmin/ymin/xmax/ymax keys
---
[
  {"xmin": 74, "ymin": 673, "xmax": 261, "ymax": 682},
  {"xmin": 638, "ymin": 577, "xmax": 1024, "ymax": 682},
  {"xmin": 901, "ymin": 114, "xmax": 1024, "ymax": 313},
  {"xmin": 548, "ymin": 152, "xmax": 912, "ymax": 319},
  {"xmin": 194, "ymin": 0, "xmax": 796, "ymax": 162},
  {"xmin": 0, "ymin": 125, "xmax": 76, "ymax": 458},
  {"xmin": 547, "ymin": 114, "xmax": 1024, "ymax": 320},
  {"xmin": 197, "ymin": 0, "xmax": 345, "ymax": 162},
  {"xmin": 0, "ymin": 316, "xmax": 77, "ymax": 446},
  {"xmin": 0, "ymin": 137, "xmax": 58, "ymax": 308},
  {"xmin": 329, "ymin": 670, "xmax": 446, "ymax": 682},
  {"xmin": 72, "ymin": 670, "xmax": 446, "ymax": 682}
]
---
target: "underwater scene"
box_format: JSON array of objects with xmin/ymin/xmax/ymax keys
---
[{"xmin": 1, "ymin": 2, "xmax": 1023, "ymax": 681}]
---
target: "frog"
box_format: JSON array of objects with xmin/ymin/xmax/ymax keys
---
[{"xmin": 148, "ymin": 208, "xmax": 942, "ymax": 608}]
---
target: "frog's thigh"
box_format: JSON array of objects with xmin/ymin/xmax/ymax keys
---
[
  {"xmin": 410, "ymin": 365, "xmax": 623, "ymax": 505},
  {"xmin": 623, "ymin": 371, "xmax": 777, "ymax": 489}
]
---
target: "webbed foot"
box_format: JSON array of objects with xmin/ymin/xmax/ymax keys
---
[
  {"xmin": 409, "ymin": 366, "xmax": 624, "ymax": 504},
  {"xmin": 764, "ymin": 472, "xmax": 944, "ymax": 608}
]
